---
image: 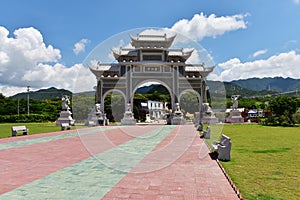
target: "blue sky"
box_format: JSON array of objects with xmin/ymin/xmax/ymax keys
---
[{"xmin": 0, "ymin": 0, "xmax": 300, "ymax": 96}]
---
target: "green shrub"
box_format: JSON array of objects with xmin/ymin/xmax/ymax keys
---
[
  {"xmin": 293, "ymin": 112, "xmax": 300, "ymax": 124},
  {"xmin": 0, "ymin": 114, "xmax": 55, "ymax": 123}
]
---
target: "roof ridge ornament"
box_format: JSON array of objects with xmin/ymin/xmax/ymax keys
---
[{"xmin": 130, "ymin": 32, "xmax": 176, "ymax": 49}]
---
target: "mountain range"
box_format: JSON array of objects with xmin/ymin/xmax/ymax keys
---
[
  {"xmin": 137, "ymin": 77, "xmax": 299, "ymax": 97},
  {"xmin": 9, "ymin": 77, "xmax": 300, "ymax": 100},
  {"xmin": 11, "ymin": 87, "xmax": 72, "ymax": 100},
  {"xmin": 230, "ymin": 77, "xmax": 300, "ymax": 92}
]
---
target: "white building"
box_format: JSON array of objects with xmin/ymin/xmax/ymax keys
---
[{"xmin": 141, "ymin": 100, "xmax": 168, "ymax": 120}]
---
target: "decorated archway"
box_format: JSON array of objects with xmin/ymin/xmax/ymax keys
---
[{"xmin": 89, "ymin": 31, "xmax": 214, "ymax": 125}]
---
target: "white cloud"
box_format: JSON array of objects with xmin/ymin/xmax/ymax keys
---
[
  {"xmin": 293, "ymin": 0, "xmax": 300, "ymax": 4},
  {"xmin": 128, "ymin": 13, "xmax": 247, "ymax": 49},
  {"xmin": 218, "ymin": 51, "xmax": 300, "ymax": 81},
  {"xmin": 0, "ymin": 26, "xmax": 95, "ymax": 96},
  {"xmin": 252, "ymin": 49, "xmax": 268, "ymax": 58},
  {"xmin": 207, "ymin": 72, "xmax": 223, "ymax": 81},
  {"xmin": 170, "ymin": 12, "xmax": 247, "ymax": 41},
  {"xmin": 0, "ymin": 26, "xmax": 60, "ymax": 86},
  {"xmin": 73, "ymin": 39, "xmax": 90, "ymax": 55},
  {"xmin": 22, "ymin": 63, "xmax": 93, "ymax": 90},
  {"xmin": 0, "ymin": 85, "xmax": 28, "ymax": 97},
  {"xmin": 0, "ymin": 51, "xmax": 10, "ymax": 65},
  {"xmin": 102, "ymin": 12, "xmax": 246, "ymax": 65}
]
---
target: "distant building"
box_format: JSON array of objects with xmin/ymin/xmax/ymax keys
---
[
  {"xmin": 247, "ymin": 109, "xmax": 264, "ymax": 118},
  {"xmin": 141, "ymin": 100, "xmax": 168, "ymax": 120}
]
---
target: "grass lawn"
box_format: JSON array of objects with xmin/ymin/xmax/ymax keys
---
[
  {"xmin": 0, "ymin": 122, "xmax": 86, "ymax": 138},
  {"xmin": 206, "ymin": 124, "xmax": 300, "ymax": 200}
]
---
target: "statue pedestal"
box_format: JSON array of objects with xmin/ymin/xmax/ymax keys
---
[
  {"xmin": 121, "ymin": 111, "xmax": 136, "ymax": 125},
  {"xmin": 226, "ymin": 110, "xmax": 244, "ymax": 123},
  {"xmin": 86, "ymin": 113, "xmax": 99, "ymax": 126},
  {"xmin": 56, "ymin": 110, "xmax": 75, "ymax": 126},
  {"xmin": 86, "ymin": 112, "xmax": 108, "ymax": 126},
  {"xmin": 194, "ymin": 111, "xmax": 219, "ymax": 125},
  {"xmin": 198, "ymin": 103, "xmax": 219, "ymax": 124},
  {"xmin": 201, "ymin": 115, "xmax": 219, "ymax": 124},
  {"xmin": 171, "ymin": 110, "xmax": 186, "ymax": 125}
]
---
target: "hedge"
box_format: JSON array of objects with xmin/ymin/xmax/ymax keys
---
[{"xmin": 0, "ymin": 114, "xmax": 56, "ymax": 123}]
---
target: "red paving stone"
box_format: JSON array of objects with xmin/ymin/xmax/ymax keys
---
[
  {"xmin": 103, "ymin": 125, "xmax": 239, "ymax": 200},
  {"xmin": 1, "ymin": 125, "xmax": 240, "ymax": 199},
  {"xmin": 0, "ymin": 125, "xmax": 160, "ymax": 194}
]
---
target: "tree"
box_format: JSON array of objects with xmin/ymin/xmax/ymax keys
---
[
  {"xmin": 0, "ymin": 93, "xmax": 63, "ymax": 123},
  {"xmin": 269, "ymin": 96, "xmax": 298, "ymax": 126},
  {"xmin": 180, "ymin": 92, "xmax": 199, "ymax": 115},
  {"xmin": 104, "ymin": 93, "xmax": 125, "ymax": 122},
  {"xmin": 0, "ymin": 94, "xmax": 17, "ymax": 115},
  {"xmin": 72, "ymin": 94, "xmax": 94, "ymax": 122}
]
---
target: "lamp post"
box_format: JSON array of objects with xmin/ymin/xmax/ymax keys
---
[{"xmin": 27, "ymin": 86, "xmax": 30, "ymax": 116}]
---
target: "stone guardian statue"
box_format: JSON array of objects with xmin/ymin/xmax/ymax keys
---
[
  {"xmin": 231, "ymin": 95, "xmax": 240, "ymax": 110},
  {"xmin": 62, "ymin": 95, "xmax": 70, "ymax": 111}
]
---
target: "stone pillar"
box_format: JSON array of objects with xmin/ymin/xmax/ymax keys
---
[
  {"xmin": 199, "ymin": 79, "xmax": 204, "ymax": 124},
  {"xmin": 100, "ymin": 80, "xmax": 105, "ymax": 113},
  {"xmin": 121, "ymin": 66, "xmax": 136, "ymax": 125}
]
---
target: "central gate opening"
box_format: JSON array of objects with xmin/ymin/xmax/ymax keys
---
[{"xmin": 133, "ymin": 81, "xmax": 172, "ymax": 123}]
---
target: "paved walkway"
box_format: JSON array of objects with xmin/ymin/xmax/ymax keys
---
[{"xmin": 0, "ymin": 124, "xmax": 239, "ymax": 199}]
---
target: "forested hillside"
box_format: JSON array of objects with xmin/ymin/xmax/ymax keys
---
[
  {"xmin": 11, "ymin": 87, "xmax": 72, "ymax": 100},
  {"xmin": 231, "ymin": 77, "xmax": 300, "ymax": 92}
]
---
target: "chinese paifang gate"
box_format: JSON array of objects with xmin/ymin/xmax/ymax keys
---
[{"xmin": 89, "ymin": 31, "xmax": 214, "ymax": 125}]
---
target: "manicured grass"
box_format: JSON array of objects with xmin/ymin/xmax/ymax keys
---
[
  {"xmin": 0, "ymin": 123, "xmax": 85, "ymax": 138},
  {"xmin": 206, "ymin": 124, "xmax": 300, "ymax": 200}
]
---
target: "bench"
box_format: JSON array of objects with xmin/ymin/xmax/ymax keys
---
[
  {"xmin": 11, "ymin": 126, "xmax": 29, "ymax": 137},
  {"xmin": 61, "ymin": 123, "xmax": 71, "ymax": 130},
  {"xmin": 212, "ymin": 134, "xmax": 231, "ymax": 161},
  {"xmin": 201, "ymin": 126, "xmax": 211, "ymax": 139}
]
